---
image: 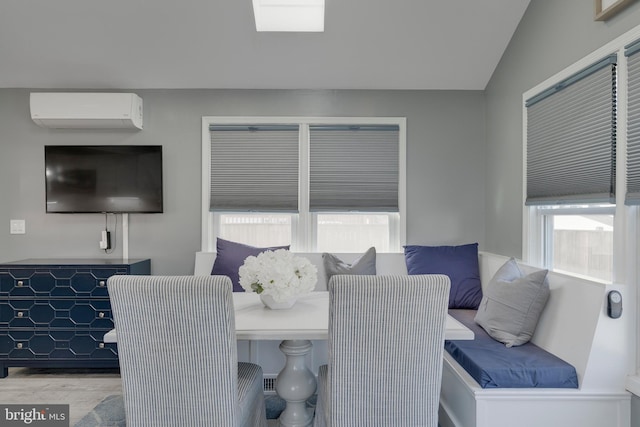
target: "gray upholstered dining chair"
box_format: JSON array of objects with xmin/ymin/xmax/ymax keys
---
[
  {"xmin": 108, "ymin": 275, "xmax": 268, "ymax": 427},
  {"xmin": 314, "ymin": 274, "xmax": 451, "ymax": 427}
]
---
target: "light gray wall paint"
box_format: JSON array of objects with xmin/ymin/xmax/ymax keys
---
[
  {"xmin": 485, "ymin": 2, "xmax": 640, "ymax": 422},
  {"xmin": 0, "ymin": 89, "xmax": 485, "ymax": 274},
  {"xmin": 484, "ymin": 0, "xmax": 640, "ymax": 258}
]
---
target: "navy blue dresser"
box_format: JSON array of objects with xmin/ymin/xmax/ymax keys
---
[{"xmin": 0, "ymin": 258, "xmax": 150, "ymax": 377}]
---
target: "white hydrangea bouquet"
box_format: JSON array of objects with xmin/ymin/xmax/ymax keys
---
[{"xmin": 239, "ymin": 249, "xmax": 317, "ymax": 305}]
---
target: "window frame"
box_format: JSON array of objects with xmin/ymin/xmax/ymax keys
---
[
  {"xmin": 522, "ymin": 36, "xmax": 637, "ymax": 285},
  {"xmin": 201, "ymin": 116, "xmax": 407, "ymax": 253},
  {"xmin": 522, "ymin": 25, "xmax": 640, "ymax": 383},
  {"xmin": 530, "ymin": 204, "xmax": 616, "ymax": 282}
]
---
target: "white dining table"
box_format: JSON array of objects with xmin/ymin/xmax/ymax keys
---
[{"xmin": 104, "ymin": 291, "xmax": 474, "ymax": 427}]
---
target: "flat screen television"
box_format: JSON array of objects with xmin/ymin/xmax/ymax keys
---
[{"xmin": 45, "ymin": 145, "xmax": 163, "ymax": 213}]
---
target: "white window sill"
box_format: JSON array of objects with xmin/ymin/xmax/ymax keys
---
[{"xmin": 626, "ymin": 375, "xmax": 640, "ymax": 397}]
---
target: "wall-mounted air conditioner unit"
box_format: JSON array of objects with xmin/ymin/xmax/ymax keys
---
[{"xmin": 30, "ymin": 92, "xmax": 143, "ymax": 130}]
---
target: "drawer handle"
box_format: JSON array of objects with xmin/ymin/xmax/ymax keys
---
[
  {"xmin": 99, "ymin": 281, "xmax": 106, "ymax": 287},
  {"xmin": 17, "ymin": 281, "xmax": 23, "ymax": 287},
  {"xmin": 16, "ymin": 311, "xmax": 23, "ymax": 318},
  {"xmin": 16, "ymin": 343, "xmax": 23, "ymax": 349},
  {"xmin": 98, "ymin": 343, "xmax": 105, "ymax": 349},
  {"xmin": 98, "ymin": 312, "xmax": 105, "ymax": 318}
]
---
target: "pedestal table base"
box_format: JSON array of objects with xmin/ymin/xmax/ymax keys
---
[{"xmin": 276, "ymin": 339, "xmax": 317, "ymax": 427}]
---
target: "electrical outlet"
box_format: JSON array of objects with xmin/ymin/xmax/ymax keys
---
[{"xmin": 10, "ymin": 219, "xmax": 26, "ymax": 234}]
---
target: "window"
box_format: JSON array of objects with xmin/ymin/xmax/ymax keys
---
[
  {"xmin": 537, "ymin": 205, "xmax": 615, "ymax": 282},
  {"xmin": 524, "ymin": 55, "xmax": 618, "ymax": 281},
  {"xmin": 217, "ymin": 213, "xmax": 292, "ymax": 248},
  {"xmin": 624, "ymin": 38, "xmax": 640, "ymax": 384},
  {"xmin": 626, "ymin": 38, "xmax": 640, "ymax": 205},
  {"xmin": 201, "ymin": 117, "xmax": 406, "ymax": 253},
  {"xmin": 315, "ymin": 213, "xmax": 394, "ymax": 252}
]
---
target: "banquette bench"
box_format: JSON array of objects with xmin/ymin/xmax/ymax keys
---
[
  {"xmin": 440, "ymin": 253, "xmax": 630, "ymax": 427},
  {"xmin": 194, "ymin": 250, "xmax": 630, "ymax": 427}
]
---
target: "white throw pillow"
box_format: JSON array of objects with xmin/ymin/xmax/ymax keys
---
[{"xmin": 474, "ymin": 258, "xmax": 549, "ymax": 347}]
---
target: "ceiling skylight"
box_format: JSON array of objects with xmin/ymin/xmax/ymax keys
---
[{"xmin": 252, "ymin": 0, "xmax": 325, "ymax": 32}]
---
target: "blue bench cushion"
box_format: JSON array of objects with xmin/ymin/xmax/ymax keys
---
[{"xmin": 445, "ymin": 309, "xmax": 579, "ymax": 389}]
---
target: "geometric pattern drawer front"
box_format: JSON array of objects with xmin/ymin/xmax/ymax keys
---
[
  {"xmin": 0, "ymin": 330, "xmax": 117, "ymax": 360},
  {"xmin": 0, "ymin": 270, "xmax": 36, "ymax": 297},
  {"xmin": 68, "ymin": 269, "xmax": 120, "ymax": 295},
  {"xmin": 66, "ymin": 300, "xmax": 113, "ymax": 328},
  {"xmin": 0, "ymin": 268, "xmax": 127, "ymax": 298},
  {"xmin": 0, "ymin": 300, "xmax": 113, "ymax": 329},
  {"xmin": 0, "ymin": 259, "xmax": 148, "ymax": 375},
  {"xmin": 0, "ymin": 272, "xmax": 13, "ymax": 295}
]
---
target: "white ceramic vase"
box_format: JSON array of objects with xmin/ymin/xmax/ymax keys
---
[{"xmin": 260, "ymin": 293, "xmax": 297, "ymax": 310}]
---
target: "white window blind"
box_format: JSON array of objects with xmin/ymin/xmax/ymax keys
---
[
  {"xmin": 209, "ymin": 125, "xmax": 299, "ymax": 212},
  {"xmin": 626, "ymin": 40, "xmax": 640, "ymax": 205},
  {"xmin": 308, "ymin": 125, "xmax": 399, "ymax": 212},
  {"xmin": 525, "ymin": 55, "xmax": 617, "ymax": 205}
]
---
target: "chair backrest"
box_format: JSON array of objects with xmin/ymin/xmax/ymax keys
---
[
  {"xmin": 327, "ymin": 274, "xmax": 451, "ymax": 427},
  {"xmin": 108, "ymin": 275, "xmax": 239, "ymax": 427}
]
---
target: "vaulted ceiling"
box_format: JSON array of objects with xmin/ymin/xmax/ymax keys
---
[{"xmin": 0, "ymin": 0, "xmax": 530, "ymax": 90}]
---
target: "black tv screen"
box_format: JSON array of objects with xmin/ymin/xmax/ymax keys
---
[{"xmin": 45, "ymin": 145, "xmax": 163, "ymax": 213}]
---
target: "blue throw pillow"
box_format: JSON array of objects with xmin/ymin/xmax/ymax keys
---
[
  {"xmin": 404, "ymin": 243, "xmax": 482, "ymax": 309},
  {"xmin": 211, "ymin": 238, "xmax": 290, "ymax": 292}
]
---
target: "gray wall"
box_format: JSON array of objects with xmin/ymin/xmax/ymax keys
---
[
  {"xmin": 485, "ymin": 0, "xmax": 640, "ymax": 417},
  {"xmin": 485, "ymin": 0, "xmax": 640, "ymax": 258},
  {"xmin": 0, "ymin": 89, "xmax": 485, "ymax": 274}
]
